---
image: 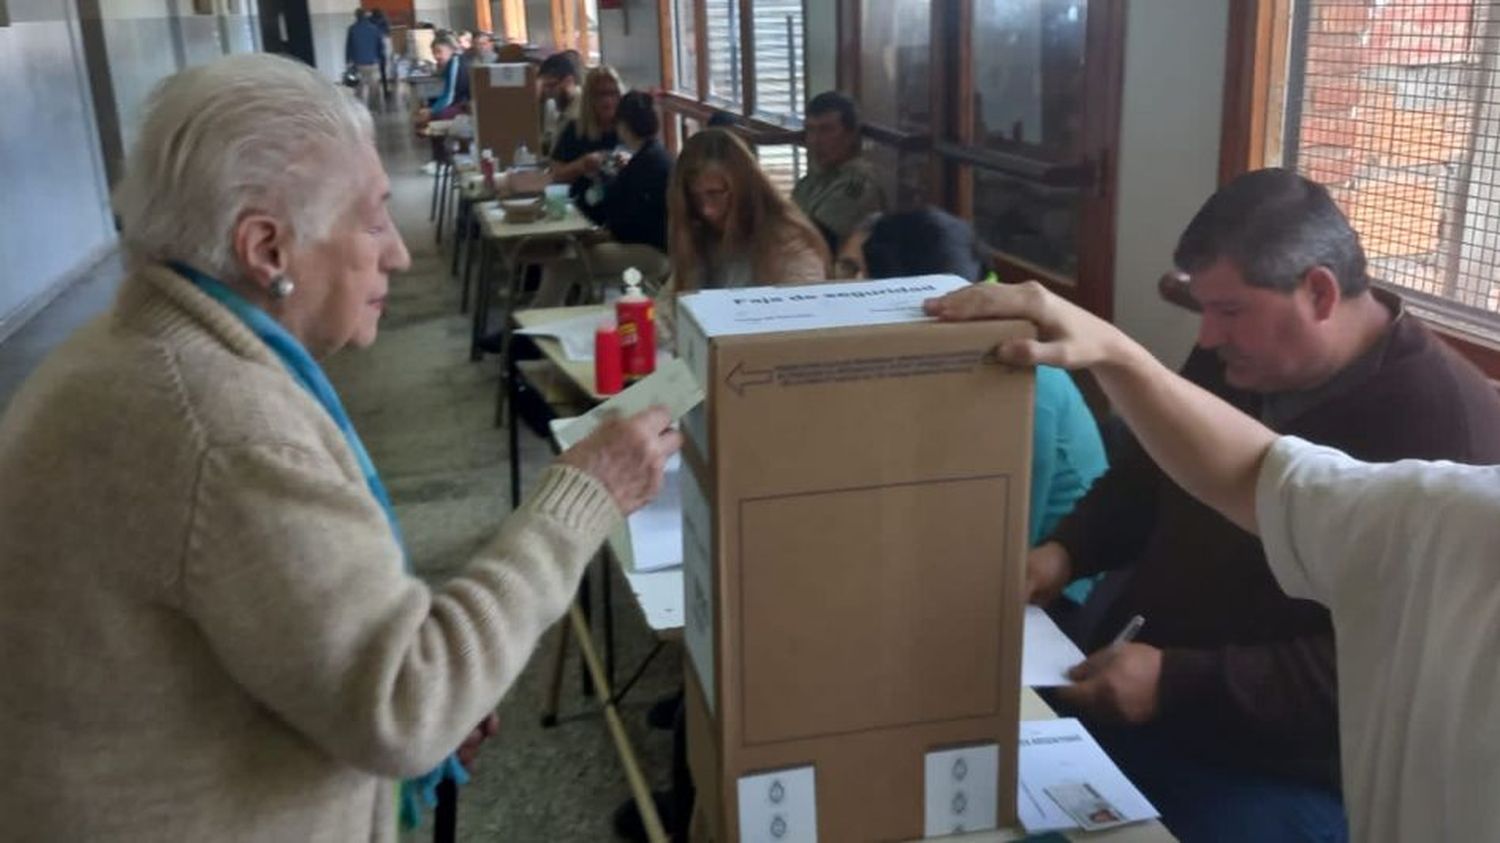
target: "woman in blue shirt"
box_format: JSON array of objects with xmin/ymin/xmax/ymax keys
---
[{"xmin": 859, "ymin": 207, "xmax": 1109, "ymax": 602}]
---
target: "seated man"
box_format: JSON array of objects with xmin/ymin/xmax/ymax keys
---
[
  {"xmin": 1032, "ymin": 168, "xmax": 1500, "ymax": 842},
  {"xmin": 537, "ymin": 51, "xmax": 582, "ymax": 156},
  {"xmin": 792, "ymin": 92, "xmax": 886, "ymax": 252}
]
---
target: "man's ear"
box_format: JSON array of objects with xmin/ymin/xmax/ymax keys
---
[
  {"xmin": 1302, "ymin": 266, "xmax": 1342, "ymax": 322},
  {"xmin": 232, "ymin": 212, "xmax": 290, "ymax": 295}
]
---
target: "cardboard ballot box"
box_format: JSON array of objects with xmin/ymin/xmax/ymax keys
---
[
  {"xmin": 675, "ymin": 277, "xmax": 1036, "ymax": 842},
  {"xmin": 468, "ymin": 62, "xmax": 542, "ymax": 166}
]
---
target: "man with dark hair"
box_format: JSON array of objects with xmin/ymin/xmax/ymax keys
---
[
  {"xmin": 792, "ymin": 91, "xmax": 885, "ymax": 251},
  {"xmin": 344, "ymin": 8, "xmax": 385, "ymax": 112},
  {"xmin": 538, "ymin": 51, "xmax": 582, "ymax": 154},
  {"xmin": 1027, "ymin": 167, "xmax": 1500, "ymax": 841}
]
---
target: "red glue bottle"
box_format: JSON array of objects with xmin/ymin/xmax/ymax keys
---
[
  {"xmin": 480, "ymin": 148, "xmax": 496, "ymax": 192},
  {"xmin": 595, "ymin": 324, "xmax": 623, "ymax": 395},
  {"xmin": 615, "ymin": 267, "xmax": 656, "ymax": 380}
]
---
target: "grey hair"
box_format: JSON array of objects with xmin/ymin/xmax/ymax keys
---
[{"xmin": 113, "ymin": 53, "xmax": 374, "ymax": 281}]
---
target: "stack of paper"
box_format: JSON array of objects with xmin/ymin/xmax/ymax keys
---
[
  {"xmin": 1021, "ymin": 606, "xmax": 1087, "ymax": 687},
  {"xmin": 1017, "ymin": 718, "xmax": 1159, "ymax": 833},
  {"xmin": 515, "ymin": 311, "xmax": 610, "ymax": 362},
  {"xmin": 625, "ymin": 454, "xmax": 683, "ymax": 572}
]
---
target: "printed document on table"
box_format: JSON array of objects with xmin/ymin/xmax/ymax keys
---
[
  {"xmin": 554, "ymin": 358, "xmax": 704, "ymax": 449},
  {"xmin": 1022, "ymin": 606, "xmax": 1087, "ymax": 687},
  {"xmin": 515, "ymin": 311, "xmax": 612, "ymax": 361},
  {"xmin": 625, "ymin": 454, "xmax": 682, "ymax": 572},
  {"xmin": 1017, "ymin": 718, "xmax": 1159, "ymax": 833}
]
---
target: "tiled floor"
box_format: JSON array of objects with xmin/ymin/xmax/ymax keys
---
[{"xmin": 0, "ymin": 112, "xmax": 676, "ymax": 841}]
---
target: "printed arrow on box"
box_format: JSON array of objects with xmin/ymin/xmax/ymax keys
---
[{"xmin": 725, "ymin": 362, "xmax": 774, "ymax": 396}]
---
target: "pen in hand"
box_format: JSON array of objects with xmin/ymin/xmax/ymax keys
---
[{"xmin": 1067, "ymin": 614, "xmax": 1145, "ymax": 681}]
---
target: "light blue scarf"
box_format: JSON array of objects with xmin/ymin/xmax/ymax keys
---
[{"xmin": 172, "ymin": 264, "xmax": 468, "ymax": 830}]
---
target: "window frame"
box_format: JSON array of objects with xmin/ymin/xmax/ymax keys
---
[{"xmin": 1219, "ymin": 0, "xmax": 1500, "ymax": 378}]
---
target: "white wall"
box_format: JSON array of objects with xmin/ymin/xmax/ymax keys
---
[
  {"xmin": 599, "ymin": 0, "xmax": 659, "ymax": 88},
  {"xmin": 1111, "ymin": 0, "xmax": 1228, "ymax": 367},
  {"xmin": 0, "ymin": 0, "xmax": 116, "ymax": 336},
  {"xmin": 805, "ymin": 0, "xmax": 835, "ymax": 96}
]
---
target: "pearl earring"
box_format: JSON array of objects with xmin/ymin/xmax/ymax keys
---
[{"xmin": 269, "ymin": 277, "xmax": 295, "ymax": 300}]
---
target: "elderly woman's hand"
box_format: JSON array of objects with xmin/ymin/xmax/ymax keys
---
[
  {"xmin": 557, "ymin": 407, "xmax": 682, "ymax": 514},
  {"xmin": 456, "ymin": 713, "xmax": 500, "ymax": 773}
]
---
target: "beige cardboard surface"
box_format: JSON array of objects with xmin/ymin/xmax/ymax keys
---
[
  {"xmin": 468, "ymin": 62, "xmax": 541, "ymax": 166},
  {"xmin": 686, "ymin": 315, "xmax": 1035, "ymax": 842}
]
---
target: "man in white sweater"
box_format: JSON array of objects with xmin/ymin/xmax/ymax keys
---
[{"xmin": 925, "ymin": 282, "xmax": 1500, "ymax": 843}]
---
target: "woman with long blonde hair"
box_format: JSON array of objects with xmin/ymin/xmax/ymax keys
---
[
  {"xmin": 550, "ymin": 64, "xmax": 625, "ymax": 188},
  {"xmin": 667, "ymin": 128, "xmax": 830, "ymax": 290}
]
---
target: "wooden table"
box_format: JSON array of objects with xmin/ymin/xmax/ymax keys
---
[
  {"xmin": 511, "ymin": 307, "xmax": 1176, "ymax": 843},
  {"xmin": 470, "ymin": 206, "xmax": 599, "ymax": 364}
]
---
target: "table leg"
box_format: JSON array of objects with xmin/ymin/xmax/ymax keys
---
[
  {"xmin": 470, "ymin": 239, "xmax": 492, "ymax": 362},
  {"xmin": 462, "ymin": 220, "xmax": 480, "ymax": 313},
  {"xmin": 507, "ymin": 347, "xmax": 522, "ymax": 507},
  {"xmin": 429, "ymin": 158, "xmax": 441, "ymax": 221},
  {"xmin": 433, "ymin": 777, "xmax": 457, "ymax": 843},
  {"xmin": 450, "ymin": 197, "xmax": 467, "ymax": 277},
  {"xmin": 602, "ymin": 550, "xmax": 616, "ymax": 688},
  {"xmin": 578, "ymin": 570, "xmax": 594, "ymax": 698},
  {"xmin": 539, "ymin": 615, "xmax": 573, "ymax": 728}
]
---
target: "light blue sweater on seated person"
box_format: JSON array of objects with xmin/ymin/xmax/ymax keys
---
[{"xmin": 1029, "ymin": 366, "xmax": 1109, "ymax": 603}]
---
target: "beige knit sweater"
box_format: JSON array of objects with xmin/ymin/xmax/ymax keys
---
[{"xmin": 0, "ymin": 264, "xmax": 619, "ymax": 841}]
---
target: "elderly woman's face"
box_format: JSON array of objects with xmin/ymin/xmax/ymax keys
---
[{"xmin": 281, "ymin": 144, "xmax": 410, "ymax": 356}]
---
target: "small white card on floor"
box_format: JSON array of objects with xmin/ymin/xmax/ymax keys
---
[
  {"xmin": 923, "ymin": 743, "xmax": 1000, "ymax": 837},
  {"xmin": 553, "ymin": 358, "xmax": 704, "ymax": 449},
  {"xmin": 1017, "ymin": 718, "xmax": 1158, "ymax": 833},
  {"xmin": 737, "ymin": 765, "xmax": 817, "ymax": 843}
]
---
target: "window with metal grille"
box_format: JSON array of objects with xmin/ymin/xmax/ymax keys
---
[{"xmin": 1276, "ymin": 0, "xmax": 1500, "ymax": 338}]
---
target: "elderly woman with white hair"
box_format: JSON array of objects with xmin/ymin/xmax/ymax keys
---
[{"xmin": 0, "ymin": 53, "xmax": 679, "ymax": 840}]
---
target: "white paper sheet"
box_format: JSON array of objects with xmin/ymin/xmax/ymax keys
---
[
  {"xmin": 553, "ymin": 358, "xmax": 705, "ymax": 449},
  {"xmin": 677, "ymin": 275, "xmax": 970, "ymax": 338},
  {"xmin": 624, "ymin": 454, "xmax": 682, "ymax": 572},
  {"xmin": 737, "ymin": 765, "xmax": 818, "ymax": 843},
  {"xmin": 1022, "ymin": 606, "xmax": 1087, "ymax": 687},
  {"xmin": 515, "ymin": 311, "xmax": 611, "ymax": 362},
  {"xmin": 488, "ymin": 63, "xmax": 528, "ymax": 87},
  {"xmin": 924, "ymin": 744, "xmax": 1000, "ymax": 837},
  {"xmin": 1017, "ymin": 718, "xmax": 1159, "ymax": 833}
]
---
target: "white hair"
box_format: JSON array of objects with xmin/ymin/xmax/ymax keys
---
[{"xmin": 114, "ymin": 53, "xmax": 374, "ymax": 281}]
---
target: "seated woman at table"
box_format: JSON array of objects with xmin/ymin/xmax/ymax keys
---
[
  {"xmin": 0, "ymin": 52, "xmax": 681, "ymax": 840},
  {"xmin": 550, "ymin": 65, "xmax": 624, "ymax": 197},
  {"xmin": 579, "ymin": 90, "xmax": 672, "ymax": 255},
  {"xmin": 665, "ymin": 128, "xmax": 829, "ymax": 291}
]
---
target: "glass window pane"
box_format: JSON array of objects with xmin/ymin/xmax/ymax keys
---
[
  {"xmin": 751, "ymin": 0, "xmax": 805, "ymax": 121},
  {"xmin": 972, "ymin": 169, "xmax": 1081, "ymax": 278},
  {"xmin": 757, "ymin": 143, "xmax": 807, "ymax": 195},
  {"xmin": 971, "ymin": 0, "xmax": 1088, "ymax": 159},
  {"xmin": 672, "ymin": 0, "xmax": 698, "ymax": 95},
  {"xmin": 705, "ymin": 0, "xmax": 743, "ymax": 106},
  {"xmin": 859, "ymin": 0, "xmax": 931, "ymax": 130}
]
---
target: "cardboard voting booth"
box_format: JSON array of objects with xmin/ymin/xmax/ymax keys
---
[
  {"xmin": 675, "ymin": 277, "xmax": 1036, "ymax": 841},
  {"xmin": 468, "ymin": 62, "xmax": 542, "ymax": 167}
]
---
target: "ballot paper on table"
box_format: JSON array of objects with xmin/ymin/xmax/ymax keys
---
[
  {"xmin": 1017, "ymin": 718, "xmax": 1159, "ymax": 833},
  {"xmin": 515, "ymin": 311, "xmax": 611, "ymax": 362},
  {"xmin": 552, "ymin": 358, "xmax": 705, "ymax": 450},
  {"xmin": 624, "ymin": 454, "xmax": 683, "ymax": 572},
  {"xmin": 1022, "ymin": 606, "xmax": 1087, "ymax": 687}
]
